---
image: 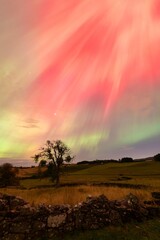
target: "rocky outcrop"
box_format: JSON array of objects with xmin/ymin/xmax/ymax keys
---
[{"xmin": 0, "ymin": 192, "xmax": 160, "ymax": 240}]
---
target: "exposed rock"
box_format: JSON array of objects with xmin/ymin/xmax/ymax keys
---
[
  {"xmin": 0, "ymin": 199, "xmax": 8, "ymax": 211},
  {"xmin": 48, "ymin": 214, "xmax": 67, "ymax": 228}
]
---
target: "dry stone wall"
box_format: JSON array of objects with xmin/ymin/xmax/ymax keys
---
[{"xmin": 0, "ymin": 192, "xmax": 160, "ymax": 240}]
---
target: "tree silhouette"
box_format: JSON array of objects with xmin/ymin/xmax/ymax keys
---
[
  {"xmin": 120, "ymin": 157, "xmax": 133, "ymax": 163},
  {"xmin": 0, "ymin": 163, "xmax": 19, "ymax": 187},
  {"xmin": 33, "ymin": 140, "xmax": 74, "ymax": 186},
  {"xmin": 154, "ymin": 153, "xmax": 160, "ymax": 162}
]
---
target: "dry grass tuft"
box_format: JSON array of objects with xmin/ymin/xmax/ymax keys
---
[{"xmin": 0, "ymin": 185, "xmax": 153, "ymax": 206}]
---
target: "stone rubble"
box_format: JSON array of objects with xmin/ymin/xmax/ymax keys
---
[{"xmin": 0, "ymin": 192, "xmax": 160, "ymax": 240}]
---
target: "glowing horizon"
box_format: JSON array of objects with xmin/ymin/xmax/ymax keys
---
[{"xmin": 0, "ymin": 0, "xmax": 160, "ymax": 163}]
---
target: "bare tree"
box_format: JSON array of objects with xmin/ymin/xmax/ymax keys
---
[{"xmin": 33, "ymin": 140, "xmax": 74, "ymax": 186}]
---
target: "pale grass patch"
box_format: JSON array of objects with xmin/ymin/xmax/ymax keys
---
[{"xmin": 0, "ymin": 185, "xmax": 154, "ymax": 206}]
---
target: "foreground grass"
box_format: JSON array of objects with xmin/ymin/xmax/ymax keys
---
[
  {"xmin": 0, "ymin": 185, "xmax": 153, "ymax": 206},
  {"xmin": 51, "ymin": 219, "xmax": 160, "ymax": 240}
]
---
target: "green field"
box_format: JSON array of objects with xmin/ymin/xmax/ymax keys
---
[
  {"xmin": 1, "ymin": 160, "xmax": 160, "ymax": 206},
  {"xmin": 20, "ymin": 161, "xmax": 160, "ymax": 189}
]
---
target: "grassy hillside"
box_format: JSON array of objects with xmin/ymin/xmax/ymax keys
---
[
  {"xmin": 61, "ymin": 161, "xmax": 160, "ymax": 188},
  {"xmin": 0, "ymin": 160, "xmax": 160, "ymax": 206},
  {"xmin": 14, "ymin": 160, "xmax": 160, "ymax": 190}
]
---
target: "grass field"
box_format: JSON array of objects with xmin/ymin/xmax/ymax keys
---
[
  {"xmin": 51, "ymin": 218, "xmax": 160, "ymax": 240},
  {"xmin": 61, "ymin": 161, "xmax": 160, "ymax": 187},
  {"xmin": 18, "ymin": 160, "xmax": 160, "ymax": 189},
  {"xmin": 0, "ymin": 185, "xmax": 152, "ymax": 205},
  {"xmin": 0, "ymin": 160, "xmax": 160, "ymax": 206}
]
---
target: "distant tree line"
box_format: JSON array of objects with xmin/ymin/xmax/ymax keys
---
[
  {"xmin": 77, "ymin": 154, "xmax": 160, "ymax": 165},
  {"xmin": 77, "ymin": 159, "xmax": 118, "ymax": 165},
  {"xmin": 77, "ymin": 157, "xmax": 134, "ymax": 165}
]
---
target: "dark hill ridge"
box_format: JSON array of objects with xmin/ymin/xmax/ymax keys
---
[{"xmin": 77, "ymin": 156, "xmax": 154, "ymax": 165}]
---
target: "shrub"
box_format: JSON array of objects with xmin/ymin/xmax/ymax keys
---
[
  {"xmin": 154, "ymin": 153, "xmax": 160, "ymax": 162},
  {"xmin": 120, "ymin": 157, "xmax": 133, "ymax": 163},
  {"xmin": 0, "ymin": 163, "xmax": 19, "ymax": 187}
]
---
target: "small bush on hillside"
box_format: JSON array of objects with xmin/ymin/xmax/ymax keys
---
[
  {"xmin": 154, "ymin": 153, "xmax": 160, "ymax": 162},
  {"xmin": 0, "ymin": 163, "xmax": 19, "ymax": 187},
  {"xmin": 120, "ymin": 157, "xmax": 133, "ymax": 163}
]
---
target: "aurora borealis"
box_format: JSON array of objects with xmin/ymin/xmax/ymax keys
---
[{"xmin": 0, "ymin": 0, "xmax": 160, "ymax": 165}]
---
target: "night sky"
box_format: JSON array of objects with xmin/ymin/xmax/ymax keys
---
[{"xmin": 0, "ymin": 0, "xmax": 160, "ymax": 165}]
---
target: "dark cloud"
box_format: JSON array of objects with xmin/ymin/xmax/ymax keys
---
[
  {"xmin": 20, "ymin": 124, "xmax": 39, "ymax": 128},
  {"xmin": 18, "ymin": 118, "xmax": 39, "ymax": 128},
  {"xmin": 24, "ymin": 118, "xmax": 39, "ymax": 124}
]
